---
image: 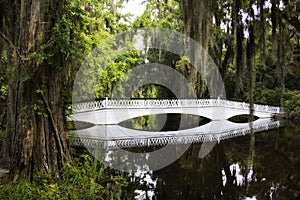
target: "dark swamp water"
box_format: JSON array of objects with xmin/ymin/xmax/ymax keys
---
[
  {"xmin": 74, "ymin": 114, "xmax": 300, "ymax": 199},
  {"xmin": 129, "ymin": 124, "xmax": 300, "ymax": 200}
]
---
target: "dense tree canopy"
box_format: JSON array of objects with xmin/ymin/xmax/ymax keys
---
[{"xmin": 0, "ymin": 0, "xmax": 299, "ymax": 187}]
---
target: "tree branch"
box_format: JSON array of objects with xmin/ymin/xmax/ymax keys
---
[
  {"xmin": 0, "ymin": 31, "xmax": 23, "ymax": 61},
  {"xmin": 277, "ymin": 9, "xmax": 300, "ymax": 33}
]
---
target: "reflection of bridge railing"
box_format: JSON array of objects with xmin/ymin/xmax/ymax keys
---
[
  {"xmin": 73, "ymin": 99, "xmax": 281, "ymax": 114},
  {"xmin": 71, "ymin": 120, "xmax": 282, "ymax": 149}
]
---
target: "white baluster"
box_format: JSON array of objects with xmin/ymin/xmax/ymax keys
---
[{"xmin": 103, "ymin": 97, "xmax": 107, "ymax": 108}]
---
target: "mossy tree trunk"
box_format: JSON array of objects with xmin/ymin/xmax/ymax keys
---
[
  {"xmin": 234, "ymin": 0, "xmax": 245, "ymax": 98},
  {"xmin": 247, "ymin": 0, "xmax": 256, "ymax": 121},
  {"xmin": 180, "ymin": 0, "xmax": 214, "ymax": 98},
  {"xmin": 1, "ymin": 0, "xmax": 70, "ymax": 180}
]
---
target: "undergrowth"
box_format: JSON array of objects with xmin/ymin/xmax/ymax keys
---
[{"xmin": 0, "ymin": 154, "xmax": 136, "ymax": 200}]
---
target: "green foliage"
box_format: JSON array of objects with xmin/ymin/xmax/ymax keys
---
[
  {"xmin": 95, "ymin": 49, "xmax": 142, "ymax": 98},
  {"xmin": 42, "ymin": 0, "xmax": 131, "ymax": 71},
  {"xmin": 0, "ymin": 48, "xmax": 8, "ymax": 101},
  {"xmin": 21, "ymin": 52, "xmax": 50, "ymax": 65},
  {"xmin": 129, "ymin": 0, "xmax": 185, "ymax": 99},
  {"xmin": 0, "ymin": 48, "xmax": 7, "ymax": 143},
  {"xmin": 0, "ymin": 155, "xmax": 135, "ymax": 200},
  {"xmin": 253, "ymin": 87, "xmax": 300, "ymax": 122},
  {"xmin": 285, "ymin": 90, "xmax": 300, "ymax": 121},
  {"xmin": 1, "ymin": 48, "xmax": 8, "ymax": 66},
  {"xmin": 133, "ymin": 0, "xmax": 182, "ymax": 30},
  {"xmin": 32, "ymin": 99, "xmax": 48, "ymax": 118},
  {"xmin": 175, "ymin": 56, "xmax": 189, "ymax": 72},
  {"xmin": 0, "ymin": 77, "xmax": 7, "ymax": 101},
  {"xmin": 253, "ymin": 87, "xmax": 282, "ymax": 106},
  {"xmin": 131, "ymin": 84, "xmax": 162, "ymax": 99},
  {"xmin": 38, "ymin": 0, "xmax": 132, "ymax": 105}
]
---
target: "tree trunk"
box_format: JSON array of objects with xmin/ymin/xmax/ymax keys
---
[
  {"xmin": 180, "ymin": 0, "xmax": 214, "ymax": 98},
  {"xmin": 234, "ymin": 0, "xmax": 244, "ymax": 97},
  {"xmin": 1, "ymin": 0, "xmax": 70, "ymax": 180},
  {"xmin": 277, "ymin": 20, "xmax": 286, "ymax": 110},
  {"xmin": 271, "ymin": 0, "xmax": 279, "ymax": 38},
  {"xmin": 247, "ymin": 6, "xmax": 256, "ymax": 188},
  {"xmin": 247, "ymin": 1, "xmax": 256, "ymax": 121}
]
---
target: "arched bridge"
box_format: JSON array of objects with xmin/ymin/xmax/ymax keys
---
[{"xmin": 71, "ymin": 99, "xmax": 281, "ymax": 125}]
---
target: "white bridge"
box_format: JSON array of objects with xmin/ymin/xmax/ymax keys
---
[
  {"xmin": 72, "ymin": 99, "xmax": 281, "ymax": 125},
  {"xmin": 70, "ymin": 99, "xmax": 282, "ymax": 148}
]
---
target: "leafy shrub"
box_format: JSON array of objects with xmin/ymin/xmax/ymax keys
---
[
  {"xmin": 284, "ymin": 91, "xmax": 300, "ymax": 122},
  {"xmin": 252, "ymin": 88, "xmax": 300, "ymax": 123},
  {"xmin": 253, "ymin": 87, "xmax": 282, "ymax": 106},
  {"xmin": 0, "ymin": 155, "xmax": 135, "ymax": 200}
]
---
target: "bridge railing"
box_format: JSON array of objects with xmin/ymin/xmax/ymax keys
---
[
  {"xmin": 72, "ymin": 99, "xmax": 281, "ymax": 114},
  {"xmin": 72, "ymin": 101, "xmax": 106, "ymax": 112},
  {"xmin": 71, "ymin": 120, "xmax": 282, "ymax": 149},
  {"xmin": 104, "ymin": 99, "xmax": 214, "ymax": 108}
]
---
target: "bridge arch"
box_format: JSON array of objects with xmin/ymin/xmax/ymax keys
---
[{"xmin": 71, "ymin": 99, "xmax": 280, "ymax": 125}]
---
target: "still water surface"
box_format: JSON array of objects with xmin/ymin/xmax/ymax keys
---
[
  {"xmin": 128, "ymin": 124, "xmax": 300, "ymax": 200},
  {"xmin": 75, "ymin": 115, "xmax": 300, "ymax": 199}
]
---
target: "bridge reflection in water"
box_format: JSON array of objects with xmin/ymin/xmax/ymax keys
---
[{"xmin": 71, "ymin": 118, "xmax": 282, "ymax": 149}]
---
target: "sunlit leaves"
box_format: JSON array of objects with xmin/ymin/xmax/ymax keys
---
[
  {"xmin": 0, "ymin": 77, "xmax": 7, "ymax": 101},
  {"xmin": 95, "ymin": 49, "xmax": 142, "ymax": 98},
  {"xmin": 133, "ymin": 0, "xmax": 183, "ymax": 31}
]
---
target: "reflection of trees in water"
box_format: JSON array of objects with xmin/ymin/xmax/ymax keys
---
[
  {"xmin": 118, "ymin": 113, "xmax": 211, "ymax": 131},
  {"xmin": 153, "ymin": 143, "xmax": 226, "ymax": 199},
  {"xmin": 149, "ymin": 126, "xmax": 300, "ymax": 199}
]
